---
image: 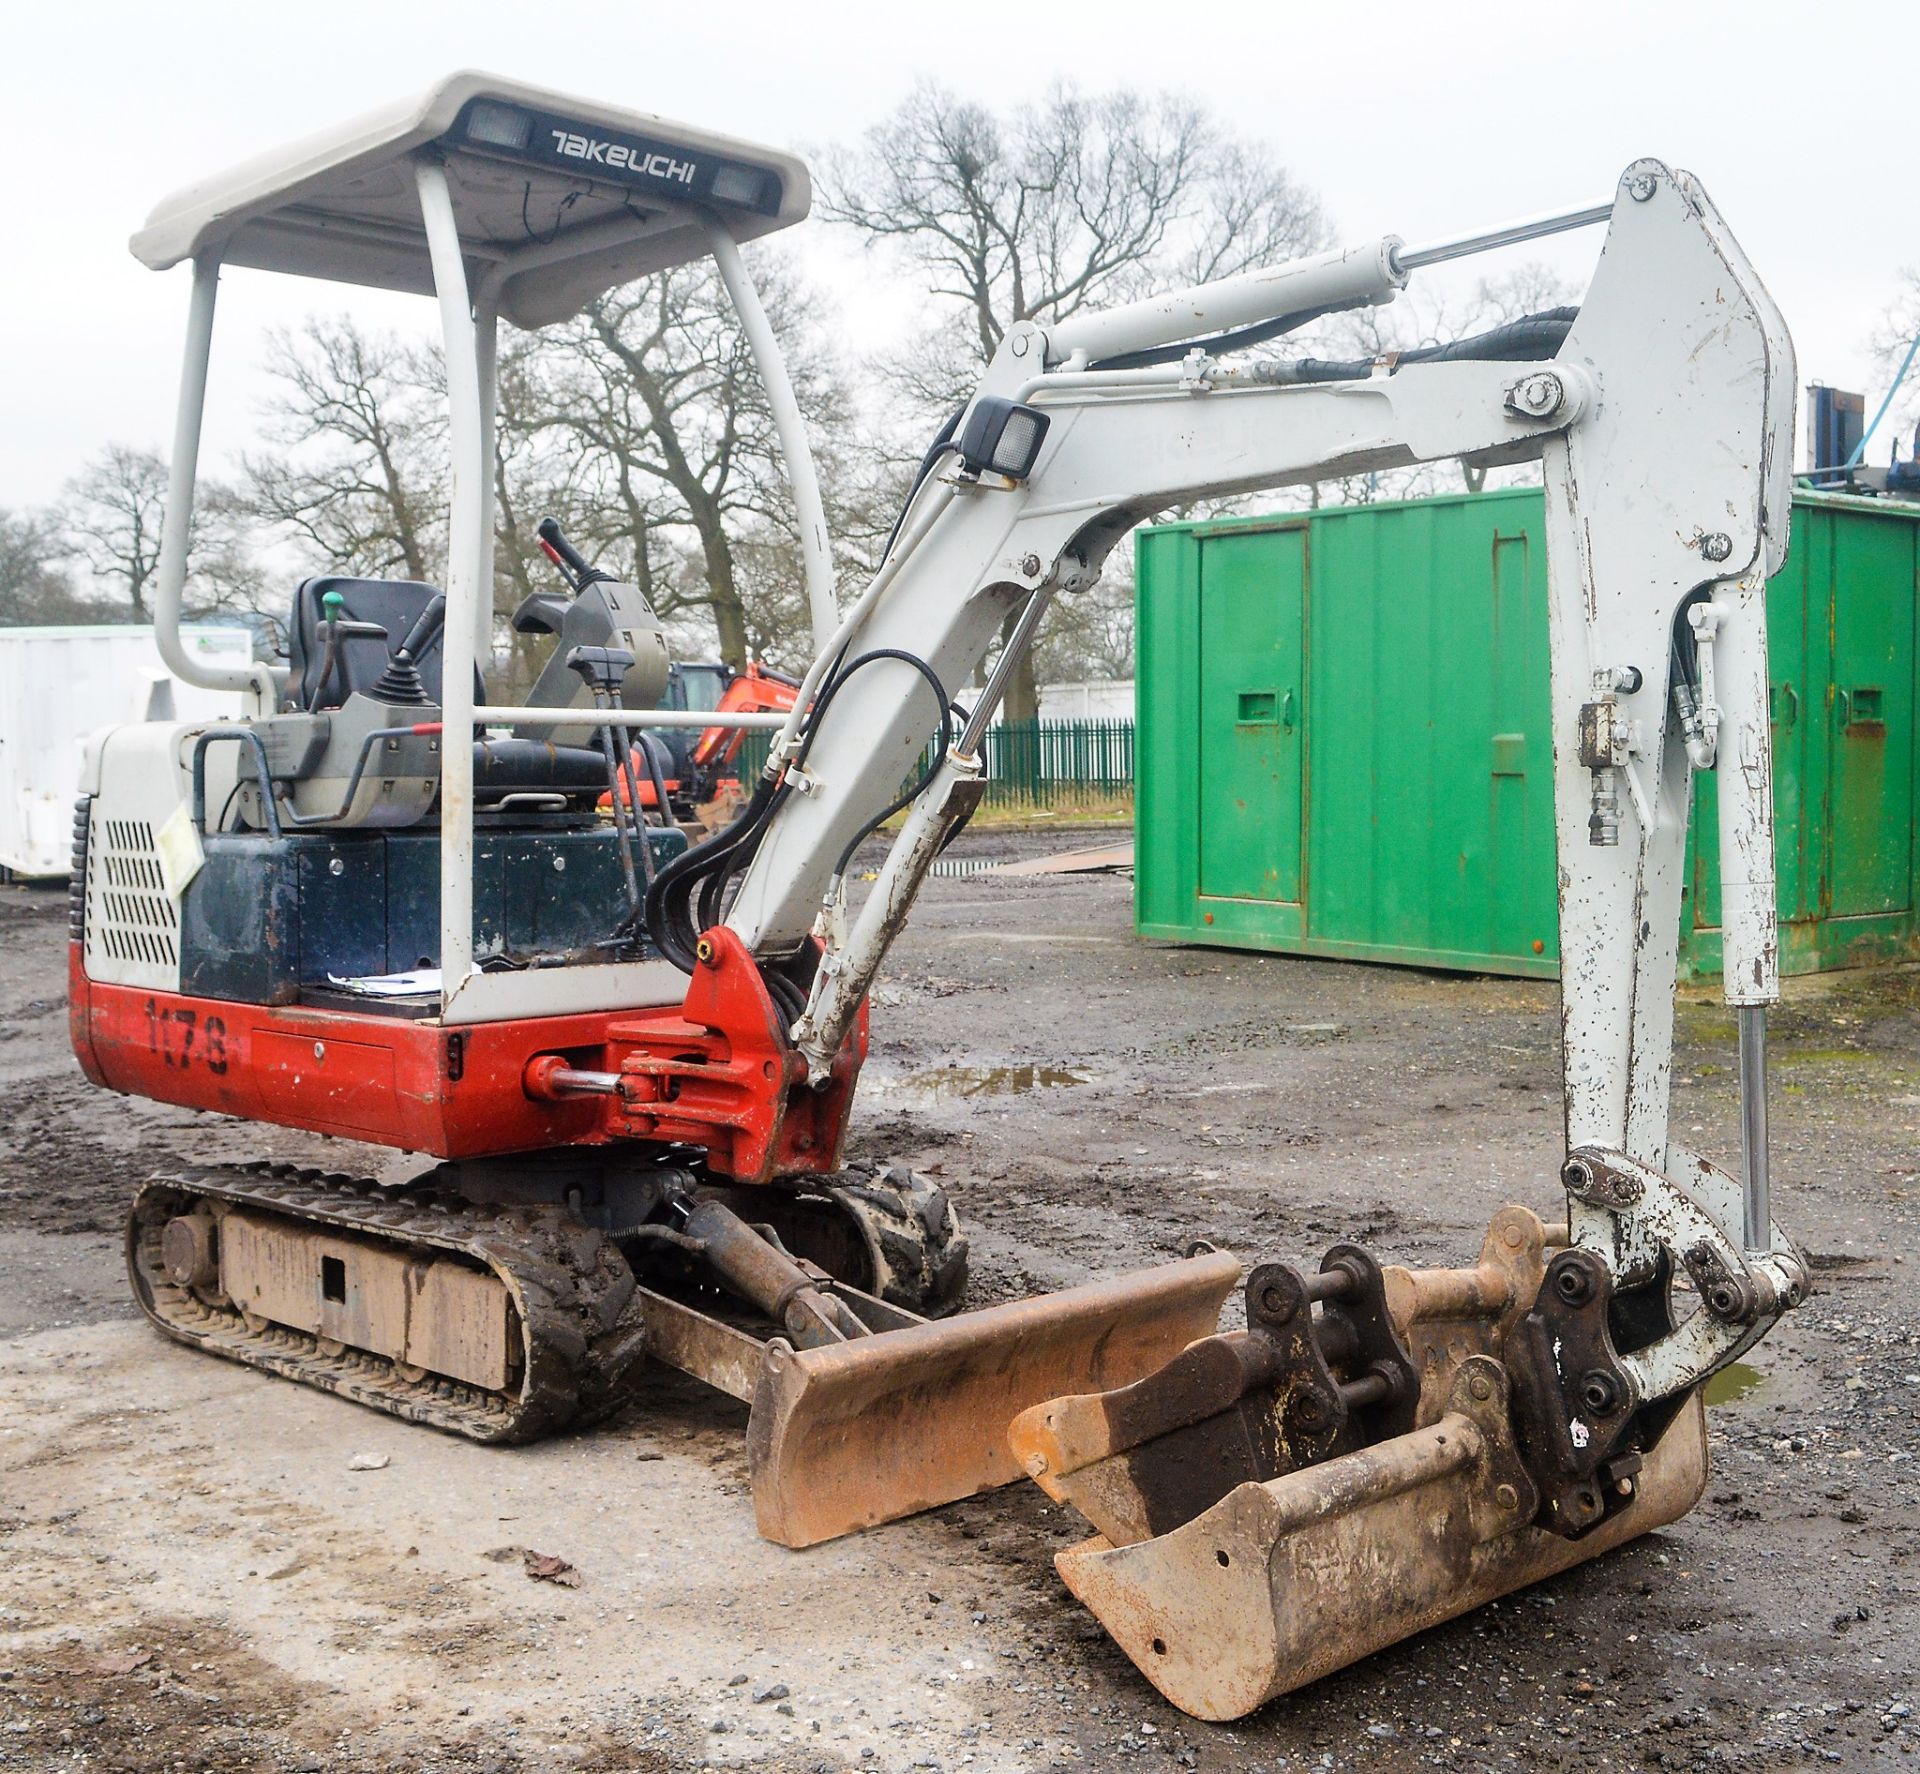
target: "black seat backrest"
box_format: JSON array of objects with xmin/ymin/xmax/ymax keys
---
[{"xmin": 288, "ymin": 575, "xmax": 485, "ymax": 710}]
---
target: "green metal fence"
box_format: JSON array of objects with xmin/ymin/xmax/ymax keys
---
[
  {"xmin": 980, "ymin": 718, "xmax": 1134, "ymax": 804},
  {"xmin": 734, "ymin": 718, "xmax": 1135, "ymax": 809}
]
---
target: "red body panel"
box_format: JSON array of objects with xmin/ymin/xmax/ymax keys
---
[{"xmin": 69, "ymin": 938, "xmax": 865, "ymax": 1181}]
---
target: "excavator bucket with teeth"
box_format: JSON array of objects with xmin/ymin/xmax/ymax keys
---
[{"xmin": 1009, "ymin": 1209, "xmax": 1711, "ymax": 1720}]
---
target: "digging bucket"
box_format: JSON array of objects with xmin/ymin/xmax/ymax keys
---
[{"xmin": 1009, "ymin": 1210, "xmax": 1711, "ymax": 1720}]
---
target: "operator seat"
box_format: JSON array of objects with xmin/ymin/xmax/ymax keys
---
[
  {"xmin": 287, "ymin": 575, "xmax": 616, "ymax": 806},
  {"xmin": 288, "ymin": 575, "xmax": 480, "ymax": 711}
]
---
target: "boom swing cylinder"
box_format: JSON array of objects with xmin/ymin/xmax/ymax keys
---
[{"xmin": 77, "ymin": 68, "xmax": 1808, "ymax": 1715}]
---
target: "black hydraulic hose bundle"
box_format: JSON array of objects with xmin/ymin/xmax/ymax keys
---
[
  {"xmin": 639, "ymin": 648, "xmax": 953, "ymax": 981},
  {"xmin": 1239, "ymin": 308, "xmax": 1580, "ymax": 386},
  {"xmin": 815, "ymin": 650, "xmax": 953, "ymax": 884},
  {"xmin": 637, "ymin": 401, "xmax": 971, "ymax": 997},
  {"xmin": 639, "ymin": 732, "xmax": 674, "ymax": 829},
  {"xmin": 641, "ymin": 770, "xmax": 791, "ymax": 973}
]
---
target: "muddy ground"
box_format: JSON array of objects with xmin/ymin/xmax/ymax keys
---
[{"xmin": 2, "ymin": 830, "xmax": 1917, "ymax": 1773}]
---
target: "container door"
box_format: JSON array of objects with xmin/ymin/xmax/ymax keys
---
[
  {"xmin": 1487, "ymin": 527, "xmax": 1553, "ymax": 964},
  {"xmin": 1825, "ymin": 515, "xmax": 1915, "ymax": 917},
  {"xmin": 1197, "ymin": 530, "xmax": 1305, "ymax": 903}
]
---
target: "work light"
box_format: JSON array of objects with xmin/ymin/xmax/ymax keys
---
[
  {"xmin": 710, "ymin": 165, "xmax": 772, "ymax": 209},
  {"xmin": 464, "ymin": 101, "xmax": 534, "ymax": 150},
  {"xmin": 955, "ymin": 398, "xmax": 1050, "ymax": 481}
]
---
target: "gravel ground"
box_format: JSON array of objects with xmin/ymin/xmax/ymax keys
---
[{"xmin": 1, "ymin": 830, "xmax": 1917, "ymax": 1772}]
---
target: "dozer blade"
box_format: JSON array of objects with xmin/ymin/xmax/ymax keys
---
[
  {"xmin": 1009, "ymin": 1208, "xmax": 1711, "ymax": 1719},
  {"xmin": 745, "ymin": 1251, "xmax": 1241, "ymax": 1547}
]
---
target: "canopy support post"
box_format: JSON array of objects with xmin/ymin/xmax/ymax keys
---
[{"xmin": 416, "ymin": 155, "xmax": 483, "ymax": 1014}]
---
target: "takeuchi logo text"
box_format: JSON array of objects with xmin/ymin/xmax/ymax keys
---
[{"xmin": 549, "ymin": 130, "xmax": 696, "ymax": 183}]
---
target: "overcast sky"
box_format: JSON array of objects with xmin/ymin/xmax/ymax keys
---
[{"xmin": 5, "ymin": 0, "xmax": 1914, "ymax": 516}]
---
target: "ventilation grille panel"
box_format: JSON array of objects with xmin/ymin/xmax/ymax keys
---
[{"xmin": 86, "ymin": 815, "xmax": 179, "ymax": 971}]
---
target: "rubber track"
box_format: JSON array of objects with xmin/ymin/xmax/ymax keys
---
[{"xmin": 128, "ymin": 1162, "xmax": 648, "ymax": 1444}]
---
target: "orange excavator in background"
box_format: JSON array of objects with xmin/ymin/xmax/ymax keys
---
[{"xmin": 644, "ymin": 659, "xmax": 799, "ymax": 828}]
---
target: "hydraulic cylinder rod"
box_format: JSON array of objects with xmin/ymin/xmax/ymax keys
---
[
  {"xmin": 1738, "ymin": 1006, "xmax": 1771, "ymax": 1254},
  {"xmin": 1392, "ymin": 201, "xmax": 1612, "ymax": 273}
]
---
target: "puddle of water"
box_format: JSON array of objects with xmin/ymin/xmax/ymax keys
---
[
  {"xmin": 1703, "ymin": 1361, "xmax": 1767, "ymax": 1406},
  {"xmin": 888, "ymin": 1063, "xmax": 1093, "ymax": 1100}
]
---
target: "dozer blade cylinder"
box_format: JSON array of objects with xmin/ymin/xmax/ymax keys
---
[
  {"xmin": 746, "ymin": 1251, "xmax": 1240, "ymax": 1547},
  {"xmin": 1050, "ymin": 1358, "xmax": 1708, "ymax": 1722}
]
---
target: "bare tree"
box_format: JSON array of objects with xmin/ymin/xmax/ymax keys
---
[
  {"xmin": 1036, "ymin": 568, "xmax": 1136, "ymax": 685},
  {"xmin": 822, "ymin": 81, "xmax": 1328, "ymax": 408},
  {"xmin": 242, "ymin": 317, "xmax": 447, "ymax": 585},
  {"xmin": 822, "ymin": 81, "xmax": 1329, "ymax": 712},
  {"xmin": 243, "ymin": 318, "xmax": 590, "ymax": 685},
  {"xmin": 181, "ymin": 483, "xmax": 275, "ymax": 628},
  {"xmin": 530, "ymin": 250, "xmax": 857, "ymax": 673},
  {"xmin": 0, "ymin": 507, "xmax": 98, "ymax": 626},
  {"xmin": 59, "ymin": 444, "xmax": 262, "ymax": 624},
  {"xmin": 61, "ymin": 445, "xmax": 170, "ymax": 617},
  {"xmin": 1869, "ymin": 269, "xmax": 1920, "ymax": 456},
  {"xmin": 238, "ymin": 262, "xmax": 862, "ymax": 680}
]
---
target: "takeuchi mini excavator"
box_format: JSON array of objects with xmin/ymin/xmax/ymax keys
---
[{"xmin": 71, "ymin": 72, "xmax": 1808, "ymax": 1716}]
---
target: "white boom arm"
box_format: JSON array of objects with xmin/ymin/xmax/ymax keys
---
[{"xmin": 719, "ymin": 160, "xmax": 1805, "ymax": 1404}]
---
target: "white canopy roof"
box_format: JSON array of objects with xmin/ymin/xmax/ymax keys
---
[{"xmin": 130, "ymin": 71, "xmax": 812, "ymax": 329}]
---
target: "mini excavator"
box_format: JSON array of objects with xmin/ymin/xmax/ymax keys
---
[{"xmin": 70, "ymin": 73, "xmax": 1808, "ymax": 1715}]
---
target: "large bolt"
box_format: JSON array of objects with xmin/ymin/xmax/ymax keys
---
[
  {"xmin": 1507, "ymin": 372, "xmax": 1566, "ymax": 420},
  {"xmin": 1258, "ymin": 1281, "xmax": 1294, "ymax": 1324},
  {"xmin": 1581, "ymin": 1370, "xmax": 1623, "ymax": 1416},
  {"xmin": 1700, "ymin": 532, "xmax": 1734, "ymax": 563},
  {"xmin": 1627, "ymin": 171, "xmax": 1658, "ymax": 202},
  {"xmin": 1554, "ymin": 1261, "xmax": 1594, "ymax": 1307},
  {"xmin": 1290, "ymin": 1390, "xmax": 1329, "ymax": 1430}
]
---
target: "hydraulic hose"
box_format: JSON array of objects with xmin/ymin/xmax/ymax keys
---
[
  {"xmin": 1240, "ymin": 308, "xmax": 1579, "ymax": 385},
  {"xmin": 640, "ymin": 647, "xmax": 953, "ymax": 975}
]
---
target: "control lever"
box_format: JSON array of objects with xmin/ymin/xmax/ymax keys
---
[
  {"xmin": 394, "ymin": 593, "xmax": 448, "ymax": 662},
  {"xmin": 566, "ymin": 644, "xmax": 652, "ymax": 912},
  {"xmin": 369, "ymin": 593, "xmax": 446, "ymax": 708},
  {"xmin": 308, "ymin": 589, "xmax": 389, "ymax": 711},
  {"xmin": 538, "ymin": 516, "xmax": 613, "ymax": 591}
]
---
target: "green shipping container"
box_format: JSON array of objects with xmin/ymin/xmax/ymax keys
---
[{"xmin": 1134, "ymin": 487, "xmax": 1920, "ymax": 980}]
